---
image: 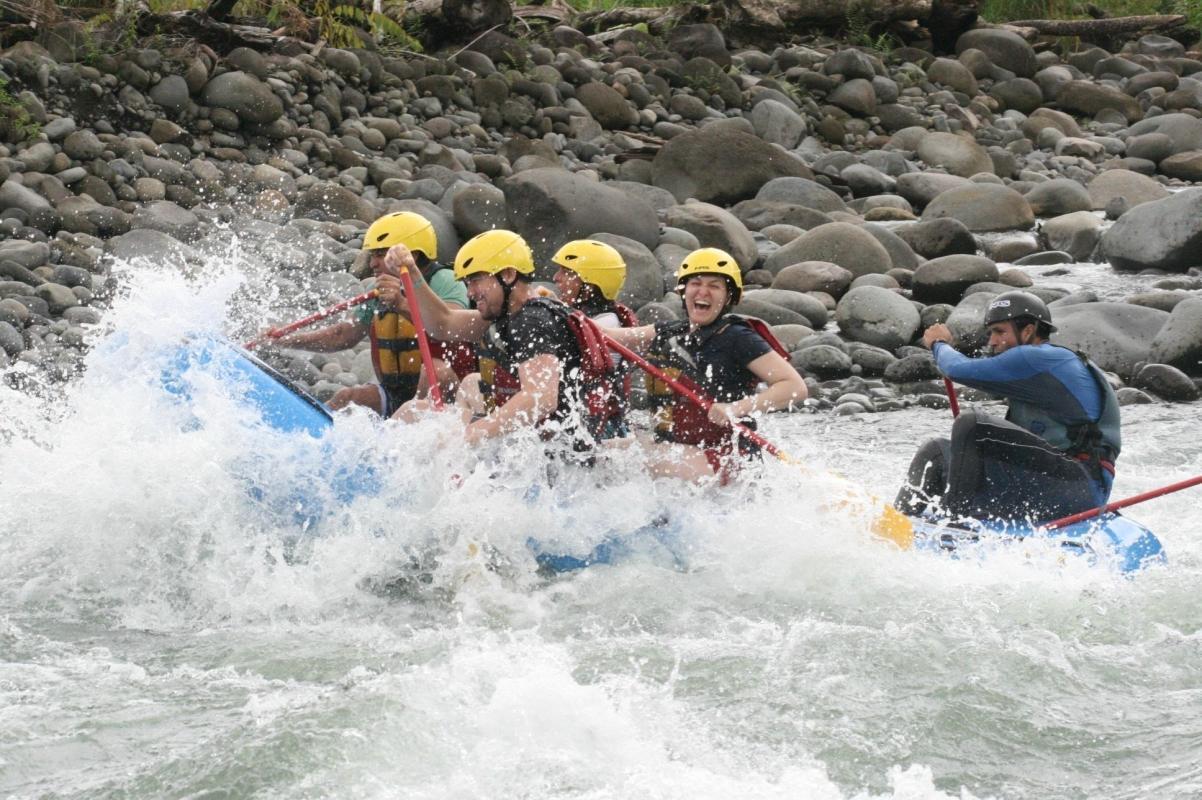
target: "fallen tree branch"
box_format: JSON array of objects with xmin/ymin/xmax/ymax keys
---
[{"xmin": 1006, "ymin": 14, "xmax": 1187, "ymax": 36}]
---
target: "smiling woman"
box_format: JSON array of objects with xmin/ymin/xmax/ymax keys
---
[{"xmin": 603, "ymin": 247, "xmax": 808, "ymax": 482}]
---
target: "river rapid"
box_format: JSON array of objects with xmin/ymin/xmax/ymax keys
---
[{"xmin": 1, "ymin": 264, "xmax": 1200, "ymax": 800}]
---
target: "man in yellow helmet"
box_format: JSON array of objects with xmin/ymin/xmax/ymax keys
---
[
  {"xmin": 378, "ymin": 229, "xmax": 625, "ymax": 448},
  {"xmin": 604, "ymin": 247, "xmax": 808, "ymax": 482},
  {"xmin": 273, "ymin": 211, "xmax": 472, "ymax": 417}
]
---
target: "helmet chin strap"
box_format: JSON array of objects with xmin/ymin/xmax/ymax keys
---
[{"xmin": 498, "ymin": 273, "xmax": 515, "ymax": 320}]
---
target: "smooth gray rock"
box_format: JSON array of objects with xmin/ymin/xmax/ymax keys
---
[
  {"xmin": 652, "ymin": 125, "xmax": 812, "ymax": 205},
  {"xmin": 1149, "ymin": 296, "xmax": 1202, "ymax": 375},
  {"xmin": 661, "ymin": 200, "xmax": 758, "ymax": 270},
  {"xmin": 1102, "ymin": 188, "xmax": 1202, "ymax": 273},
  {"xmin": 835, "ymin": 285, "xmax": 921, "ymax": 351},
  {"xmin": 503, "ymin": 167, "xmax": 659, "ymax": 267},
  {"xmin": 765, "ymin": 222, "xmax": 892, "ymax": 278},
  {"xmin": 1132, "ymin": 363, "xmax": 1200, "ymax": 401},
  {"xmin": 1051, "ymin": 302, "xmax": 1170, "ymax": 378},
  {"xmin": 922, "ymin": 183, "xmax": 1035, "ymax": 232},
  {"xmin": 912, "ymin": 255, "xmax": 1000, "ymax": 304}
]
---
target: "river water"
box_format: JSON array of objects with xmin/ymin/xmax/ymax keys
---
[{"xmin": 1, "ymin": 265, "xmax": 1200, "ymax": 800}]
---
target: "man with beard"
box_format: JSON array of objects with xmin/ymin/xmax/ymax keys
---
[{"xmin": 379, "ymin": 229, "xmax": 623, "ymax": 449}]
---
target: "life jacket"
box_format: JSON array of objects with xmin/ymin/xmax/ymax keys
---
[
  {"xmin": 476, "ymin": 298, "xmax": 624, "ymax": 442},
  {"xmin": 368, "ymin": 310, "xmax": 422, "ymax": 400},
  {"xmin": 1005, "ymin": 349, "xmax": 1121, "ymax": 478},
  {"xmin": 650, "ymin": 315, "xmax": 790, "ymax": 448},
  {"xmin": 368, "ymin": 264, "xmax": 472, "ymax": 399}
]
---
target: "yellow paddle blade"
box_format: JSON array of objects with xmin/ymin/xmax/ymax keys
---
[{"xmin": 871, "ymin": 503, "xmax": 915, "ymax": 550}]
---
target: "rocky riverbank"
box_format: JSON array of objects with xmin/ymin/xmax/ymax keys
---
[{"xmin": 0, "ymin": 19, "xmax": 1200, "ymax": 412}]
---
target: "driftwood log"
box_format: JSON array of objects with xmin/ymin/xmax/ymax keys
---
[
  {"xmin": 1008, "ymin": 14, "xmax": 1187, "ymax": 36},
  {"xmin": 1006, "ymin": 13, "xmax": 1196, "ymax": 49}
]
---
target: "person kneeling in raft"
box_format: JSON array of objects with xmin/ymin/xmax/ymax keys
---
[
  {"xmin": 604, "ymin": 248, "xmax": 808, "ymax": 483},
  {"xmin": 896, "ymin": 290, "xmax": 1121, "ymax": 522},
  {"xmin": 378, "ymin": 230, "xmax": 627, "ymax": 451}
]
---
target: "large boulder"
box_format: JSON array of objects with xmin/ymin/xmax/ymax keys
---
[
  {"xmin": 756, "ymin": 177, "xmax": 848, "ymax": 213},
  {"xmin": 660, "ymin": 200, "xmax": 757, "ymax": 270},
  {"xmin": 575, "ymin": 81, "xmax": 638, "ymax": 130},
  {"xmin": 922, "ymin": 183, "xmax": 1035, "ymax": 232},
  {"xmin": 1101, "ymin": 188, "xmax": 1202, "ymax": 272},
  {"xmin": 1087, "ymin": 169, "xmax": 1169, "ymax": 210},
  {"xmin": 1042, "ymin": 211, "xmax": 1104, "ymax": 262},
  {"xmin": 295, "ymin": 183, "xmax": 377, "ymax": 224},
  {"xmin": 200, "ymin": 70, "xmax": 284, "ymax": 124},
  {"xmin": 1023, "ymin": 178, "xmax": 1092, "ymax": 217},
  {"xmin": 955, "ymin": 29, "xmax": 1038, "ymax": 77},
  {"xmin": 130, "ymin": 201, "xmax": 201, "ymax": 242},
  {"xmin": 742, "ymin": 288, "xmax": 828, "ymax": 329},
  {"xmin": 917, "ymin": 132, "xmax": 994, "ymax": 177},
  {"xmin": 835, "ymin": 285, "xmax": 921, "ymax": 351},
  {"xmin": 895, "ymin": 217, "xmax": 977, "ymax": 259},
  {"xmin": 104, "ymin": 229, "xmax": 199, "ymax": 268},
  {"xmin": 502, "ymin": 167, "xmax": 659, "ymax": 266},
  {"xmin": 1125, "ymin": 113, "xmax": 1202, "ymax": 155},
  {"xmin": 763, "ymin": 222, "xmax": 892, "ymax": 278},
  {"xmin": 1051, "ymin": 302, "xmax": 1170, "ymax": 378},
  {"xmin": 912, "ymin": 255, "xmax": 1000, "ymax": 304},
  {"xmin": 651, "ymin": 125, "xmax": 812, "ymax": 205},
  {"xmin": 1055, "ymin": 81, "xmax": 1142, "ymax": 123},
  {"xmin": 895, "ymin": 172, "xmax": 972, "ymax": 208},
  {"xmin": 771, "ymin": 261, "xmax": 853, "ymax": 297},
  {"xmin": 1148, "ymin": 296, "xmax": 1202, "ymax": 375}
]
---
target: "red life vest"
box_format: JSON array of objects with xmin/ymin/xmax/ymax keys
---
[{"xmin": 656, "ymin": 315, "xmax": 790, "ymax": 448}]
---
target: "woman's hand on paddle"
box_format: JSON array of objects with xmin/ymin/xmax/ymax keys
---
[{"xmin": 708, "ymin": 401, "xmax": 737, "ymax": 425}]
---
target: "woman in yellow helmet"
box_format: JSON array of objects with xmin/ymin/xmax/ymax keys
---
[
  {"xmin": 550, "ymin": 239, "xmax": 639, "ymax": 330},
  {"xmin": 604, "ymin": 247, "xmax": 808, "ymax": 483},
  {"xmin": 273, "ymin": 211, "xmax": 472, "ymax": 416}
]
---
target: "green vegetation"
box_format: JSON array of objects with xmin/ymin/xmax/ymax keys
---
[
  {"xmin": 31, "ymin": 0, "xmax": 423, "ymax": 53},
  {"xmin": 0, "ymin": 77, "xmax": 40, "ymax": 144},
  {"xmin": 564, "ymin": 0, "xmax": 676, "ymax": 11}
]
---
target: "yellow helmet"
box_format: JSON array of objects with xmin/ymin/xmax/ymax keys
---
[
  {"xmin": 453, "ymin": 230, "xmax": 535, "ymax": 281},
  {"xmin": 551, "ymin": 239, "xmax": 627, "ymax": 301},
  {"xmin": 676, "ymin": 247, "xmax": 743, "ymax": 304},
  {"xmin": 362, "ymin": 211, "xmax": 437, "ymax": 260}
]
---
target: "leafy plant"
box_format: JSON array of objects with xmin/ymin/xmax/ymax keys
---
[
  {"xmin": 312, "ymin": 0, "xmax": 421, "ymax": 51},
  {"xmin": 0, "ymin": 77, "xmax": 41, "ymax": 144}
]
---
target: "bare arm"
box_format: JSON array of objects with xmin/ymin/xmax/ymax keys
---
[
  {"xmin": 709, "ymin": 350, "xmax": 807, "ymax": 423},
  {"xmin": 274, "ymin": 319, "xmax": 368, "ymax": 352},
  {"xmin": 601, "ymin": 323, "xmax": 657, "ymax": 353},
  {"xmin": 379, "ymin": 246, "xmax": 489, "ymax": 342},
  {"xmin": 464, "ymin": 353, "xmax": 561, "ymax": 444}
]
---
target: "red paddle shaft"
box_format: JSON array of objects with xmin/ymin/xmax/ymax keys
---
[
  {"xmin": 398, "ymin": 266, "xmax": 443, "ymax": 410},
  {"xmin": 1046, "ymin": 474, "xmax": 1202, "ymax": 530},
  {"xmin": 244, "ymin": 289, "xmax": 379, "ymax": 350}
]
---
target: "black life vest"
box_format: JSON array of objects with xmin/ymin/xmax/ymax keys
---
[
  {"xmin": 476, "ymin": 298, "xmax": 624, "ymax": 442},
  {"xmin": 649, "ymin": 315, "xmax": 790, "ymax": 448}
]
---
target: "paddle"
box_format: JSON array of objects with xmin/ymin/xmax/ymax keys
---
[
  {"xmin": 944, "ymin": 377, "xmax": 960, "ymax": 417},
  {"xmin": 397, "ymin": 264, "xmax": 443, "ymax": 410},
  {"xmin": 596, "ymin": 324, "xmax": 914, "ymax": 548},
  {"xmin": 244, "ymin": 289, "xmax": 379, "ymax": 350},
  {"xmin": 1045, "ymin": 473, "xmax": 1202, "ymax": 530}
]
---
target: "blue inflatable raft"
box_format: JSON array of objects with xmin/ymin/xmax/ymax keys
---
[{"xmin": 156, "ymin": 335, "xmax": 1164, "ymax": 574}]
